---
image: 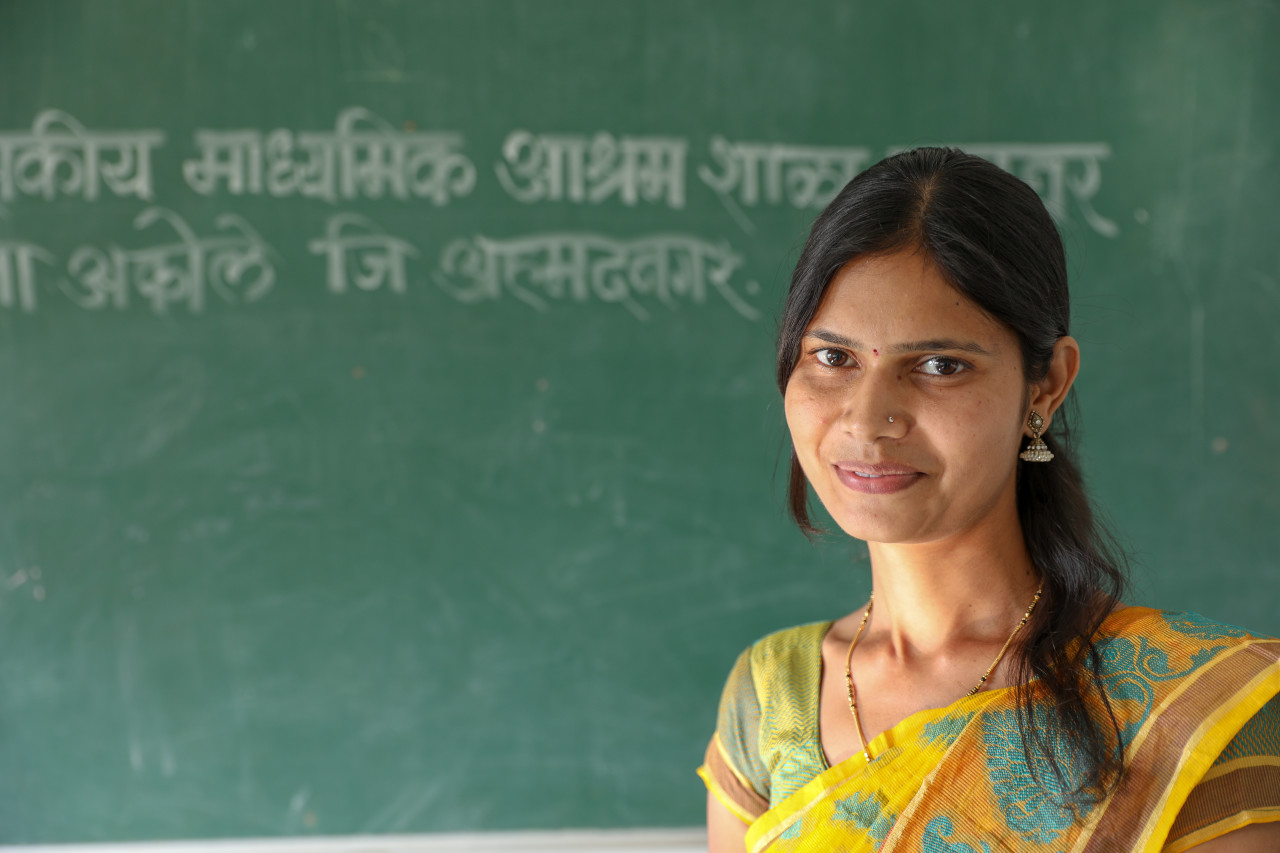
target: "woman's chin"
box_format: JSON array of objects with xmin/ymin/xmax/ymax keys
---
[{"xmin": 827, "ymin": 514, "xmax": 923, "ymax": 545}]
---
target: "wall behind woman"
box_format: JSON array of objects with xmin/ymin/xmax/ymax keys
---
[{"xmin": 0, "ymin": 0, "xmax": 1275, "ymax": 842}]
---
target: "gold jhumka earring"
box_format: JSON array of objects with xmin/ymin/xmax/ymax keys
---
[{"xmin": 1018, "ymin": 411, "xmax": 1053, "ymax": 462}]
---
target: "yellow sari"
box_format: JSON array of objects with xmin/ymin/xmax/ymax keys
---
[{"xmin": 700, "ymin": 608, "xmax": 1280, "ymax": 852}]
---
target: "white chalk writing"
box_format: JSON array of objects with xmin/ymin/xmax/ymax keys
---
[
  {"xmin": 0, "ymin": 242, "xmax": 55, "ymax": 312},
  {"xmin": 495, "ymin": 131, "xmax": 687, "ymax": 208},
  {"xmin": 435, "ymin": 233, "xmax": 758, "ymax": 321},
  {"xmin": 0, "ymin": 110, "xmax": 163, "ymax": 203},
  {"xmin": 308, "ymin": 213, "xmax": 418, "ymax": 294},
  {"xmin": 698, "ymin": 137, "xmax": 871, "ymax": 231},
  {"xmin": 61, "ymin": 207, "xmax": 275, "ymax": 313},
  {"xmin": 183, "ymin": 108, "xmax": 475, "ymax": 203}
]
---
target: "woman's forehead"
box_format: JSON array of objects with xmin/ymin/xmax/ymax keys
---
[{"xmin": 809, "ymin": 252, "xmax": 1012, "ymax": 348}]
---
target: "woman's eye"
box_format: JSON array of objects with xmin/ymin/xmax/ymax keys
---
[
  {"xmin": 919, "ymin": 356, "xmax": 967, "ymax": 376},
  {"xmin": 815, "ymin": 348, "xmax": 850, "ymax": 367}
]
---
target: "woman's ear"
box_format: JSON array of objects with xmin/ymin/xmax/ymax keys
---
[{"xmin": 1028, "ymin": 336, "xmax": 1080, "ymax": 431}]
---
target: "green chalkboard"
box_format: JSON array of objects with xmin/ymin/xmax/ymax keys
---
[{"xmin": 1, "ymin": 0, "xmax": 1277, "ymax": 842}]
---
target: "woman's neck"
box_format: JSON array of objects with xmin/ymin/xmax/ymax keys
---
[{"xmin": 863, "ymin": 506, "xmax": 1040, "ymax": 660}]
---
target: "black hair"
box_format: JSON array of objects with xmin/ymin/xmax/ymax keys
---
[{"xmin": 778, "ymin": 147, "xmax": 1127, "ymax": 799}]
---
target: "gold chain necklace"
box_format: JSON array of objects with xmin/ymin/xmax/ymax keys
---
[{"xmin": 843, "ymin": 581, "xmax": 1043, "ymax": 762}]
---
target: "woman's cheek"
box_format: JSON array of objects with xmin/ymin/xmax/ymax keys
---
[
  {"xmin": 787, "ymin": 393, "xmax": 830, "ymax": 452},
  {"xmin": 784, "ymin": 390, "xmax": 823, "ymax": 463}
]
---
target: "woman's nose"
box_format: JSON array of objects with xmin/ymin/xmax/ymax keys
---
[{"xmin": 838, "ymin": 369, "xmax": 909, "ymax": 440}]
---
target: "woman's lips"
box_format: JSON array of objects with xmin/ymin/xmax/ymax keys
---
[{"xmin": 833, "ymin": 462, "xmax": 924, "ymax": 494}]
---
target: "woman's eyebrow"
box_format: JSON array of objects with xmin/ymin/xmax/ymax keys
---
[
  {"xmin": 889, "ymin": 338, "xmax": 993, "ymax": 356},
  {"xmin": 804, "ymin": 329, "xmax": 992, "ymax": 356},
  {"xmin": 805, "ymin": 328, "xmax": 862, "ymax": 348}
]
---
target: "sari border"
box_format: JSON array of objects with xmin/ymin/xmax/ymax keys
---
[
  {"xmin": 711, "ymin": 731, "xmax": 766, "ymax": 807},
  {"xmin": 1200, "ymin": 755, "xmax": 1280, "ymax": 785},
  {"xmin": 1074, "ymin": 639, "xmax": 1280, "ymax": 853},
  {"xmin": 1161, "ymin": 808, "xmax": 1280, "ymax": 853},
  {"xmin": 699, "ymin": 765, "xmax": 756, "ymax": 826},
  {"xmin": 700, "ymin": 734, "xmax": 767, "ymax": 825},
  {"xmin": 1136, "ymin": 661, "xmax": 1279, "ymax": 850}
]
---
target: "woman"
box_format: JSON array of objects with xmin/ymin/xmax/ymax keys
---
[{"xmin": 699, "ymin": 148, "xmax": 1280, "ymax": 852}]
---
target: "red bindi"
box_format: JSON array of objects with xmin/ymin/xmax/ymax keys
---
[{"xmin": 872, "ymin": 348, "xmax": 879, "ymax": 356}]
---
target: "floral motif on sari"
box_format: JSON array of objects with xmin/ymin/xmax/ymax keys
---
[
  {"xmin": 832, "ymin": 790, "xmax": 896, "ymax": 842},
  {"xmin": 921, "ymin": 816, "xmax": 993, "ymax": 853},
  {"xmin": 1162, "ymin": 610, "xmax": 1248, "ymax": 641},
  {"xmin": 922, "ymin": 711, "xmax": 976, "ymax": 747},
  {"xmin": 983, "ymin": 706, "xmax": 1087, "ymax": 844}
]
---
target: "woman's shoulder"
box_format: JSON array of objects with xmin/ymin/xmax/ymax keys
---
[
  {"xmin": 717, "ymin": 621, "xmax": 830, "ymax": 671},
  {"xmin": 737, "ymin": 620, "xmax": 832, "ymax": 706},
  {"xmin": 1090, "ymin": 606, "xmax": 1280, "ymax": 708},
  {"xmin": 1100, "ymin": 605, "xmax": 1275, "ymax": 644},
  {"xmin": 746, "ymin": 620, "xmax": 833, "ymax": 659}
]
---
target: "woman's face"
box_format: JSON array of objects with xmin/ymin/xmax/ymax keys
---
[{"xmin": 783, "ymin": 250, "xmax": 1032, "ymax": 545}]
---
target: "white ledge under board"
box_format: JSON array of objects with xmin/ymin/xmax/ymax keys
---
[{"xmin": 1, "ymin": 829, "xmax": 707, "ymax": 853}]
